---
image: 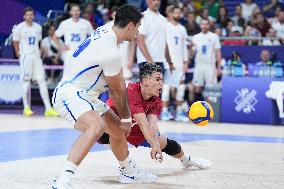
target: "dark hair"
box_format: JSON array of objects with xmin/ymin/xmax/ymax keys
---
[
  {"xmin": 24, "ymin": 7, "xmax": 34, "ymax": 15},
  {"xmin": 139, "ymin": 63, "xmax": 162, "ymax": 81},
  {"xmin": 70, "ymin": 4, "xmax": 81, "ymax": 11},
  {"xmin": 114, "ymin": 4, "xmax": 143, "ymax": 28},
  {"xmin": 201, "ymin": 17, "xmax": 210, "ymax": 24}
]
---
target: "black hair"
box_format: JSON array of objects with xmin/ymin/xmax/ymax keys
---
[
  {"xmin": 139, "ymin": 63, "xmax": 162, "ymax": 81},
  {"xmin": 24, "ymin": 7, "xmax": 34, "ymax": 15},
  {"xmin": 114, "ymin": 4, "xmax": 143, "ymax": 28},
  {"xmin": 70, "ymin": 4, "xmax": 81, "ymax": 11}
]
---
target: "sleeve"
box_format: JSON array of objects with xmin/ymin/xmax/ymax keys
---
[
  {"xmin": 214, "ymin": 35, "xmax": 221, "ymax": 49},
  {"xmin": 138, "ymin": 16, "xmax": 148, "ymax": 36},
  {"xmin": 12, "ymin": 25, "xmax": 20, "ymax": 41},
  {"xmin": 41, "ymin": 38, "xmax": 48, "ymax": 48},
  {"xmin": 102, "ymin": 50, "xmax": 123, "ymax": 76},
  {"xmin": 128, "ymin": 88, "xmax": 145, "ymax": 115},
  {"xmin": 55, "ymin": 22, "xmax": 65, "ymax": 38},
  {"xmin": 182, "ymin": 28, "xmax": 189, "ymax": 62},
  {"xmin": 147, "ymin": 98, "xmax": 162, "ymax": 116},
  {"xmin": 37, "ymin": 26, "xmax": 42, "ymax": 41}
]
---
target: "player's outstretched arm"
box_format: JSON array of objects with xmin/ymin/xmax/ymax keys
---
[
  {"xmin": 147, "ymin": 114, "xmax": 160, "ymax": 146},
  {"xmin": 133, "ymin": 113, "xmax": 163, "ymax": 162}
]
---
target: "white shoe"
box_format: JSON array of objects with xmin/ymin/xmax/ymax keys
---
[
  {"xmin": 175, "ymin": 112, "xmax": 190, "ymax": 122},
  {"xmin": 52, "ymin": 180, "xmax": 73, "ymax": 189},
  {"xmin": 181, "ymin": 157, "xmax": 212, "ymax": 169},
  {"xmin": 160, "ymin": 111, "xmax": 174, "ymax": 121},
  {"xmin": 118, "ymin": 160, "xmax": 158, "ymax": 183}
]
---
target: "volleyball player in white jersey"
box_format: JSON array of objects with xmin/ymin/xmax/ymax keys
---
[
  {"xmin": 52, "ymin": 5, "xmax": 157, "ymax": 189},
  {"xmin": 54, "ymin": 4, "xmax": 94, "ymax": 72},
  {"xmin": 161, "ymin": 6, "xmax": 189, "ymax": 122},
  {"xmin": 191, "ymin": 18, "xmax": 222, "ymax": 102},
  {"xmin": 12, "ymin": 7, "xmax": 57, "ymax": 117}
]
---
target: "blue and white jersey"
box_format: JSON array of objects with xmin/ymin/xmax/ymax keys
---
[
  {"xmin": 55, "ymin": 26, "xmax": 123, "ymax": 97},
  {"xmin": 55, "ymin": 18, "xmax": 94, "ymax": 51}
]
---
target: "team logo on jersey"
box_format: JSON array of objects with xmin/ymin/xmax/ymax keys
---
[{"xmin": 234, "ymin": 88, "xmax": 258, "ymax": 114}]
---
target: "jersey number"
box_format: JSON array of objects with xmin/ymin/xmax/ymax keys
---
[
  {"xmin": 28, "ymin": 37, "xmax": 36, "ymax": 45},
  {"xmin": 174, "ymin": 36, "xmax": 179, "ymax": 45},
  {"xmin": 71, "ymin": 33, "xmax": 81, "ymax": 42},
  {"xmin": 202, "ymin": 45, "xmax": 207, "ymax": 55}
]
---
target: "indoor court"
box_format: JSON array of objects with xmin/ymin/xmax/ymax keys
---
[{"xmin": 1, "ymin": 114, "xmax": 283, "ymax": 189}]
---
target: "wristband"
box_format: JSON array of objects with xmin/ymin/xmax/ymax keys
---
[{"xmin": 120, "ymin": 118, "xmax": 132, "ymax": 123}]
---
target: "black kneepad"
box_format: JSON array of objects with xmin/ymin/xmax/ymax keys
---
[
  {"xmin": 99, "ymin": 132, "xmax": 110, "ymax": 144},
  {"xmin": 162, "ymin": 139, "xmax": 181, "ymax": 155}
]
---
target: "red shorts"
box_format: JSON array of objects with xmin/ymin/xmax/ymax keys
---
[{"xmin": 106, "ymin": 99, "xmax": 146, "ymax": 147}]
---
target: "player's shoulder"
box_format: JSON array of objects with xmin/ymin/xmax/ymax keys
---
[
  {"xmin": 127, "ymin": 82, "xmax": 140, "ymax": 92},
  {"xmin": 33, "ymin": 22, "xmax": 42, "ymax": 29},
  {"xmin": 59, "ymin": 18, "xmax": 70, "ymax": 25},
  {"xmin": 79, "ymin": 18, "xmax": 91, "ymax": 25},
  {"xmin": 209, "ymin": 32, "xmax": 219, "ymax": 39},
  {"xmin": 15, "ymin": 22, "xmax": 25, "ymax": 30}
]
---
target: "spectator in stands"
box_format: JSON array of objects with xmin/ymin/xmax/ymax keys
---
[
  {"xmin": 221, "ymin": 19, "xmax": 234, "ymax": 37},
  {"xmin": 196, "ymin": 8, "xmax": 216, "ymax": 24},
  {"xmin": 41, "ymin": 24, "xmax": 64, "ymax": 83},
  {"xmin": 216, "ymin": 6, "xmax": 231, "ymax": 28},
  {"xmin": 223, "ymin": 26, "xmax": 247, "ymax": 45},
  {"xmin": 263, "ymin": 0, "xmax": 284, "ymax": 18},
  {"xmin": 127, "ymin": 0, "xmax": 143, "ymax": 10},
  {"xmin": 183, "ymin": 0, "xmax": 195, "ymax": 12},
  {"xmin": 272, "ymin": 10, "xmax": 284, "ymax": 41},
  {"xmin": 268, "ymin": 6, "xmax": 283, "ymax": 25},
  {"xmin": 246, "ymin": 26, "xmax": 261, "ymax": 45},
  {"xmin": 253, "ymin": 13, "xmax": 271, "ymax": 37},
  {"xmin": 82, "ymin": 2, "xmax": 104, "ymax": 29},
  {"xmin": 202, "ymin": 0, "xmax": 220, "ymax": 19},
  {"xmin": 231, "ymin": 5, "xmax": 246, "ymax": 28},
  {"xmin": 262, "ymin": 28, "xmax": 281, "ymax": 46},
  {"xmin": 214, "ymin": 27, "xmax": 222, "ymax": 37},
  {"xmin": 241, "ymin": 0, "xmax": 258, "ymax": 23},
  {"xmin": 184, "ymin": 11, "xmax": 201, "ymax": 36},
  {"xmin": 256, "ymin": 50, "xmax": 271, "ymax": 66}
]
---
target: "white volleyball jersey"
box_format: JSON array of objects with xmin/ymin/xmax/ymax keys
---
[
  {"xmin": 136, "ymin": 8, "xmax": 167, "ymax": 64},
  {"xmin": 166, "ymin": 21, "xmax": 188, "ymax": 68},
  {"xmin": 192, "ymin": 31, "xmax": 221, "ymax": 65},
  {"xmin": 57, "ymin": 26, "xmax": 123, "ymax": 96},
  {"xmin": 55, "ymin": 18, "xmax": 94, "ymax": 51},
  {"xmin": 12, "ymin": 21, "xmax": 42, "ymax": 56}
]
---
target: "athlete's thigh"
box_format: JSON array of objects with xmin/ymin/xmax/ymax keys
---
[
  {"xmin": 19, "ymin": 54, "xmax": 33, "ymax": 80},
  {"xmin": 192, "ymin": 65, "xmax": 205, "ymax": 87},
  {"xmin": 204, "ymin": 66, "xmax": 217, "ymax": 86},
  {"xmin": 33, "ymin": 56, "xmax": 46, "ymax": 81}
]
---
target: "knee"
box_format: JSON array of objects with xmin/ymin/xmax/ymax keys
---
[{"xmin": 161, "ymin": 139, "xmax": 181, "ymax": 156}]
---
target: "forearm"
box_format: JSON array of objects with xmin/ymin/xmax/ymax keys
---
[
  {"xmin": 216, "ymin": 49, "xmax": 222, "ymax": 69},
  {"xmin": 13, "ymin": 41, "xmax": 19, "ymax": 57},
  {"xmin": 137, "ymin": 35, "xmax": 153, "ymax": 63},
  {"xmin": 165, "ymin": 44, "xmax": 172, "ymax": 64}
]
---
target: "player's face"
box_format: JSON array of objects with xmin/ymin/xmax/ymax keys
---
[
  {"xmin": 147, "ymin": 0, "xmax": 161, "ymax": 12},
  {"xmin": 200, "ymin": 20, "xmax": 210, "ymax": 33},
  {"xmin": 70, "ymin": 6, "xmax": 81, "ymax": 19},
  {"xmin": 24, "ymin": 11, "xmax": 34, "ymax": 23},
  {"xmin": 126, "ymin": 21, "xmax": 141, "ymax": 42},
  {"xmin": 173, "ymin": 8, "xmax": 181, "ymax": 22},
  {"xmin": 147, "ymin": 72, "xmax": 163, "ymax": 97}
]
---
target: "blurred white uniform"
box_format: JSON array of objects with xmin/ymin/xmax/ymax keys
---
[
  {"xmin": 53, "ymin": 26, "xmax": 123, "ymax": 123},
  {"xmin": 192, "ymin": 31, "xmax": 221, "ymax": 86},
  {"xmin": 166, "ymin": 21, "xmax": 188, "ymax": 75},
  {"xmin": 55, "ymin": 18, "xmax": 94, "ymax": 69},
  {"xmin": 12, "ymin": 21, "xmax": 44, "ymax": 81}
]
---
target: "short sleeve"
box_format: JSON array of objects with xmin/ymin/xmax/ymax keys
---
[
  {"xmin": 102, "ymin": 50, "xmax": 122, "ymax": 76},
  {"xmin": 37, "ymin": 26, "xmax": 42, "ymax": 41},
  {"xmin": 147, "ymin": 98, "xmax": 162, "ymax": 116},
  {"xmin": 12, "ymin": 25, "xmax": 20, "ymax": 41},
  {"xmin": 55, "ymin": 22, "xmax": 65, "ymax": 38},
  {"xmin": 214, "ymin": 35, "xmax": 221, "ymax": 49},
  {"xmin": 128, "ymin": 87, "xmax": 145, "ymax": 115}
]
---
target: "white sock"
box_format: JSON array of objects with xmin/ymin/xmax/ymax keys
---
[
  {"xmin": 118, "ymin": 156, "xmax": 132, "ymax": 169},
  {"xmin": 180, "ymin": 155, "xmax": 190, "ymax": 163},
  {"xmin": 38, "ymin": 79, "xmax": 51, "ymax": 110},
  {"xmin": 177, "ymin": 105, "xmax": 183, "ymax": 114},
  {"xmin": 22, "ymin": 81, "xmax": 31, "ymax": 109},
  {"xmin": 58, "ymin": 161, "xmax": 78, "ymax": 184}
]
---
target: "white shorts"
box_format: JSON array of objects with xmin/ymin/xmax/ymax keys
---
[
  {"xmin": 192, "ymin": 64, "xmax": 217, "ymax": 87},
  {"xmin": 19, "ymin": 54, "xmax": 45, "ymax": 81},
  {"xmin": 164, "ymin": 68, "xmax": 185, "ymax": 87},
  {"xmin": 52, "ymin": 85, "xmax": 109, "ymax": 124}
]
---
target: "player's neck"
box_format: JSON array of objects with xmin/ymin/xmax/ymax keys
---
[
  {"xmin": 170, "ymin": 19, "xmax": 178, "ymax": 25},
  {"xmin": 141, "ymin": 86, "xmax": 152, "ymax": 100},
  {"xmin": 72, "ymin": 17, "xmax": 80, "ymax": 22},
  {"xmin": 148, "ymin": 8, "xmax": 159, "ymax": 14},
  {"xmin": 112, "ymin": 26, "xmax": 124, "ymax": 45},
  {"xmin": 25, "ymin": 21, "xmax": 33, "ymax": 26}
]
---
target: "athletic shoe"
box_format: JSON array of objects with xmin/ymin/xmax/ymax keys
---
[
  {"xmin": 52, "ymin": 180, "xmax": 73, "ymax": 189},
  {"xmin": 160, "ymin": 111, "xmax": 174, "ymax": 121},
  {"xmin": 175, "ymin": 112, "xmax": 189, "ymax": 122},
  {"xmin": 45, "ymin": 108, "xmax": 58, "ymax": 117},
  {"xmin": 118, "ymin": 160, "xmax": 158, "ymax": 183},
  {"xmin": 181, "ymin": 157, "xmax": 212, "ymax": 169},
  {"xmin": 23, "ymin": 107, "xmax": 34, "ymax": 116}
]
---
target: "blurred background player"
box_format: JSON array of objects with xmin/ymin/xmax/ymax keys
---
[
  {"xmin": 12, "ymin": 7, "xmax": 57, "ymax": 117},
  {"xmin": 100, "ymin": 64, "xmax": 211, "ymax": 170},
  {"xmin": 161, "ymin": 5, "xmax": 189, "ymax": 122},
  {"xmin": 191, "ymin": 18, "xmax": 222, "ymax": 102},
  {"xmin": 136, "ymin": 0, "xmax": 173, "ymax": 73},
  {"xmin": 52, "ymin": 5, "xmax": 157, "ymax": 189},
  {"xmin": 54, "ymin": 4, "xmax": 94, "ymax": 74}
]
